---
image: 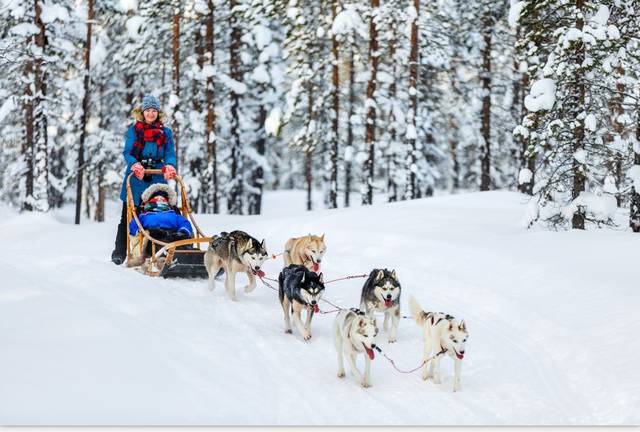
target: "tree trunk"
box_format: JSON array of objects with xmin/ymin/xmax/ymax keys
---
[
  {"xmin": 172, "ymin": 0, "xmax": 181, "ymax": 172},
  {"xmin": 75, "ymin": 0, "xmax": 92, "ymax": 224},
  {"xmin": 227, "ymin": 0, "xmax": 243, "ymax": 215},
  {"xmin": 405, "ymin": 0, "xmax": 418, "ymax": 200},
  {"xmin": 480, "ymin": 12, "xmax": 492, "ymax": 192},
  {"xmin": 329, "ymin": 0, "xmax": 340, "ymax": 209},
  {"xmin": 248, "ymin": 105, "xmax": 266, "ymax": 215},
  {"xmin": 387, "ymin": 23, "xmax": 398, "ymax": 202},
  {"xmin": 95, "ymin": 82, "xmax": 106, "ymax": 221},
  {"xmin": 306, "ymin": 85, "xmax": 313, "ymax": 211},
  {"xmin": 518, "ymin": 73, "xmax": 535, "ymax": 195},
  {"xmin": 22, "ymin": 45, "xmax": 34, "ymax": 211},
  {"xmin": 610, "ymin": 66, "xmax": 625, "ymax": 206},
  {"xmin": 363, "ymin": 0, "xmax": 380, "ymax": 206},
  {"xmin": 344, "ymin": 48, "xmax": 354, "ymax": 208},
  {"xmin": 205, "ymin": 0, "xmax": 218, "ymax": 213},
  {"xmin": 32, "ymin": 0, "xmax": 48, "ymax": 211},
  {"xmin": 630, "ymin": 109, "xmax": 640, "ymax": 232},
  {"xmin": 571, "ymin": 0, "xmax": 586, "ymax": 230}
]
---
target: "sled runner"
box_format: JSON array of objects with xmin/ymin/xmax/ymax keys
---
[{"xmin": 125, "ymin": 169, "xmax": 211, "ymax": 278}]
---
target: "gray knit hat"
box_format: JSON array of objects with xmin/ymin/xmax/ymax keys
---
[{"xmin": 141, "ymin": 94, "xmax": 161, "ymax": 112}]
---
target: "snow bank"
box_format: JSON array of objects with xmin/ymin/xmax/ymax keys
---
[
  {"xmin": 518, "ymin": 168, "xmax": 533, "ymax": 185},
  {"xmin": 627, "ymin": 165, "xmax": 640, "ymax": 191},
  {"xmin": 0, "ymin": 97, "xmax": 16, "ymax": 125},
  {"xmin": 332, "ymin": 5, "xmax": 367, "ymax": 38},
  {"xmin": 0, "ymin": 192, "xmax": 637, "ymax": 425},
  {"xmin": 563, "ymin": 191, "xmax": 617, "ymax": 223},
  {"xmin": 41, "ymin": 3, "xmax": 69, "ymax": 23},
  {"xmin": 524, "ymin": 79, "xmax": 556, "ymax": 112},
  {"xmin": 508, "ymin": 1, "xmax": 525, "ymax": 28}
]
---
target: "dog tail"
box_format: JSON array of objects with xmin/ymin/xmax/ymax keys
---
[{"xmin": 408, "ymin": 295, "xmax": 427, "ymax": 325}]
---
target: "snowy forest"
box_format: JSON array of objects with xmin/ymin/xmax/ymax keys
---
[{"xmin": 1, "ymin": 0, "xmax": 640, "ymax": 231}]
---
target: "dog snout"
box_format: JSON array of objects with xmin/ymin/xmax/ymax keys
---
[
  {"xmin": 311, "ymin": 300, "xmax": 317, "ymax": 305},
  {"xmin": 255, "ymin": 266, "xmax": 260, "ymax": 270},
  {"xmin": 386, "ymin": 294, "xmax": 392, "ymax": 299},
  {"xmin": 371, "ymin": 343, "xmax": 376, "ymax": 349},
  {"xmin": 460, "ymin": 350, "xmax": 465, "ymax": 354}
]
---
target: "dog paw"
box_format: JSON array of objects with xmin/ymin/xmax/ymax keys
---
[
  {"xmin": 303, "ymin": 332, "xmax": 312, "ymax": 341},
  {"xmin": 337, "ymin": 372, "xmax": 345, "ymax": 379},
  {"xmin": 432, "ymin": 377, "xmax": 442, "ymax": 384},
  {"xmin": 244, "ymin": 284, "xmax": 255, "ymax": 293},
  {"xmin": 285, "ymin": 329, "xmax": 292, "ymax": 334},
  {"xmin": 361, "ymin": 381, "xmax": 371, "ymax": 388},
  {"xmin": 388, "ymin": 337, "xmax": 397, "ymax": 343},
  {"xmin": 422, "ymin": 374, "xmax": 429, "ymax": 381},
  {"xmin": 453, "ymin": 380, "xmax": 461, "ymax": 392}
]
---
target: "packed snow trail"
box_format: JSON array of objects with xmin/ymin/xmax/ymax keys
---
[{"xmin": 0, "ymin": 191, "xmax": 638, "ymax": 425}]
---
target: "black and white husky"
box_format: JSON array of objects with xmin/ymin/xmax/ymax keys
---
[
  {"xmin": 360, "ymin": 268, "xmax": 401, "ymax": 343},
  {"xmin": 278, "ymin": 264, "xmax": 325, "ymax": 341},
  {"xmin": 333, "ymin": 308, "xmax": 379, "ymax": 388}
]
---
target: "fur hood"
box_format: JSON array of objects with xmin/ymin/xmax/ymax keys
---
[
  {"xmin": 132, "ymin": 107, "xmax": 167, "ymax": 123},
  {"xmin": 141, "ymin": 183, "xmax": 177, "ymax": 206}
]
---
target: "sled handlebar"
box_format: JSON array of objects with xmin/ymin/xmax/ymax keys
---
[{"xmin": 139, "ymin": 169, "xmax": 164, "ymax": 175}]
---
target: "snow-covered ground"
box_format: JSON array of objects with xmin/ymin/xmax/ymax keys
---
[{"xmin": 0, "ymin": 190, "xmax": 638, "ymax": 425}]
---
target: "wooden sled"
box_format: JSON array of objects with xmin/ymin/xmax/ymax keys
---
[{"xmin": 125, "ymin": 169, "xmax": 211, "ymax": 278}]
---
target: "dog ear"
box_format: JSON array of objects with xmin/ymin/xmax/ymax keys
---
[
  {"xmin": 321, "ymin": 233, "xmax": 325, "ymax": 241},
  {"xmin": 359, "ymin": 318, "xmax": 366, "ymax": 328},
  {"xmin": 300, "ymin": 271, "xmax": 306, "ymax": 284},
  {"xmin": 391, "ymin": 269, "xmax": 398, "ymax": 280},
  {"xmin": 459, "ymin": 320, "xmax": 466, "ymax": 332},
  {"xmin": 318, "ymin": 272, "xmax": 323, "ymax": 283},
  {"xmin": 261, "ymin": 238, "xmax": 266, "ymax": 250},
  {"xmin": 376, "ymin": 270, "xmax": 384, "ymax": 282},
  {"xmin": 247, "ymin": 238, "xmax": 253, "ymax": 249}
]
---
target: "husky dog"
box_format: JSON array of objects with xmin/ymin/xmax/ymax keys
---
[
  {"xmin": 408, "ymin": 295, "xmax": 469, "ymax": 392},
  {"xmin": 333, "ymin": 308, "xmax": 379, "ymax": 388},
  {"xmin": 278, "ymin": 264, "xmax": 325, "ymax": 341},
  {"xmin": 283, "ymin": 234, "xmax": 326, "ymax": 272},
  {"xmin": 204, "ymin": 230, "xmax": 268, "ymax": 301},
  {"xmin": 360, "ymin": 268, "xmax": 401, "ymax": 343}
]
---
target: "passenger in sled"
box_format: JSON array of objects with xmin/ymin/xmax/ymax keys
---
[{"xmin": 127, "ymin": 183, "xmax": 194, "ymax": 267}]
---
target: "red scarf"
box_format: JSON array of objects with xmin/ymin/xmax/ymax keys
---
[{"xmin": 132, "ymin": 120, "xmax": 166, "ymax": 160}]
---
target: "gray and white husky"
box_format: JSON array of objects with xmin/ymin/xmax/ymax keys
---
[
  {"xmin": 278, "ymin": 264, "xmax": 325, "ymax": 341},
  {"xmin": 204, "ymin": 230, "xmax": 268, "ymax": 301},
  {"xmin": 360, "ymin": 268, "xmax": 401, "ymax": 343},
  {"xmin": 408, "ymin": 295, "xmax": 469, "ymax": 392},
  {"xmin": 333, "ymin": 308, "xmax": 379, "ymax": 388}
]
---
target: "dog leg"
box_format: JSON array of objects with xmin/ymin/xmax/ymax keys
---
[
  {"xmin": 244, "ymin": 270, "xmax": 256, "ymax": 293},
  {"xmin": 207, "ymin": 263, "xmax": 219, "ymax": 292},
  {"xmin": 304, "ymin": 307, "xmax": 314, "ymax": 331},
  {"xmin": 431, "ymin": 355, "xmax": 442, "ymax": 384},
  {"xmin": 453, "ymin": 358, "xmax": 462, "ymax": 392},
  {"xmin": 282, "ymin": 297, "xmax": 292, "ymax": 334},
  {"xmin": 292, "ymin": 302, "xmax": 311, "ymax": 340},
  {"xmin": 383, "ymin": 312, "xmax": 390, "ymax": 333},
  {"xmin": 335, "ymin": 322, "xmax": 345, "ymax": 378},
  {"xmin": 422, "ymin": 341, "xmax": 433, "ymax": 381},
  {"xmin": 225, "ymin": 269, "xmax": 237, "ymax": 301},
  {"xmin": 363, "ymin": 354, "xmax": 372, "ymax": 388},
  {"xmin": 388, "ymin": 307, "xmax": 400, "ymax": 343},
  {"xmin": 347, "ymin": 353, "xmax": 363, "ymax": 386}
]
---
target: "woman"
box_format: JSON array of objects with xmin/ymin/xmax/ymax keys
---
[{"xmin": 111, "ymin": 94, "xmax": 177, "ymax": 265}]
